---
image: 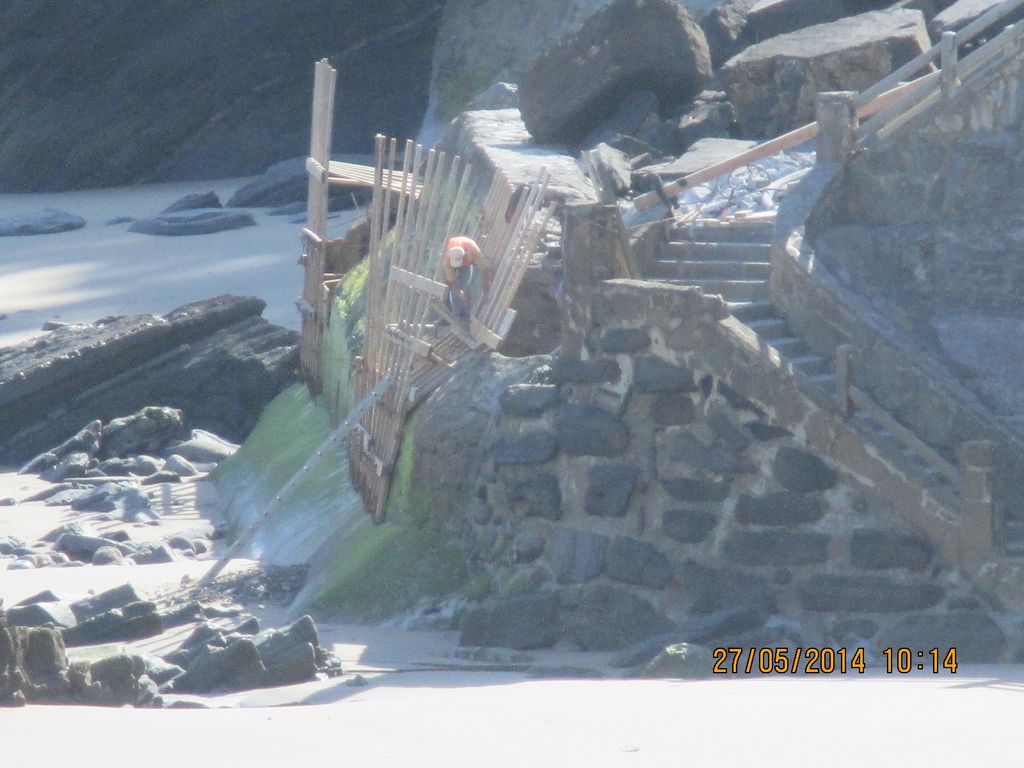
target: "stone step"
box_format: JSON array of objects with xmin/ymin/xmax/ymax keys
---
[
  {"xmin": 686, "ymin": 279, "xmax": 770, "ymax": 301},
  {"xmin": 652, "ymin": 259, "xmax": 772, "ymax": 280},
  {"xmin": 765, "ymin": 336, "xmax": 812, "ymax": 358},
  {"xmin": 727, "ymin": 300, "xmax": 777, "ymax": 323},
  {"xmin": 747, "ymin": 317, "xmax": 788, "ymax": 336},
  {"xmin": 787, "ymin": 354, "xmax": 832, "ymax": 377},
  {"xmin": 662, "ymin": 241, "xmax": 772, "ymax": 262},
  {"xmin": 670, "ymin": 221, "xmax": 775, "ymax": 243}
]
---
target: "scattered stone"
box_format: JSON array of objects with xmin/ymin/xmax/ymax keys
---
[
  {"xmin": 747, "ymin": 422, "xmax": 792, "ymax": 441},
  {"xmin": 161, "ymin": 191, "xmax": 222, "ymax": 214},
  {"xmin": 605, "ymin": 537, "xmax": 673, "ymax": 589},
  {"xmin": 132, "ymin": 654, "xmax": 184, "ymax": 686},
  {"xmin": 101, "ymin": 407, "xmax": 184, "ymax": 460},
  {"xmin": 491, "ymin": 432, "xmax": 559, "ymax": 465},
  {"xmin": 499, "ymin": 473, "xmax": 562, "ymax": 520},
  {"xmin": 252, "ymin": 615, "xmax": 323, "ymax": 686},
  {"xmin": 142, "ymin": 470, "xmax": 182, "ymax": 485},
  {"xmin": 584, "ymin": 464, "xmax": 639, "ymax": 517},
  {"xmin": 170, "ymin": 638, "xmax": 266, "ymax": 694},
  {"xmin": 702, "ymin": 0, "xmax": 757, "ymax": 67},
  {"xmin": 105, "ymin": 216, "xmax": 135, "ymax": 226},
  {"xmin": 0, "ymin": 497, "xmax": 15, "ymax": 506},
  {"xmin": 772, "ymin": 448, "xmax": 839, "ymax": 493},
  {"xmin": 164, "ymin": 429, "xmax": 239, "ymax": 463},
  {"xmin": 132, "ymin": 543, "xmax": 178, "ymax": 565},
  {"xmin": 519, "ymin": 0, "xmax": 711, "ymax": 145},
  {"xmin": 159, "ymin": 602, "xmax": 205, "ymax": 629},
  {"xmin": 62, "ymin": 606, "xmax": 162, "ymax": 647},
  {"xmin": 850, "ymin": 529, "xmax": 933, "ymax": 571},
  {"xmin": 468, "ymin": 81, "xmax": 520, "ymax": 111},
  {"xmin": 499, "ymin": 384, "xmax": 561, "ymax": 417},
  {"xmin": 91, "ymin": 547, "xmax": 125, "ymax": 566},
  {"xmin": 70, "ymin": 584, "xmax": 142, "ymax": 623},
  {"xmin": 163, "ymin": 454, "xmax": 198, "ymax": 476},
  {"xmin": 459, "ymin": 592, "xmax": 561, "ymax": 651},
  {"xmin": 55, "ymin": 533, "xmax": 133, "ymax": 562},
  {"xmin": 128, "ymin": 210, "xmax": 256, "ymax": 236},
  {"xmin": 5, "ymin": 603, "xmax": 77, "ymax": 629},
  {"xmin": 549, "ymin": 528, "xmax": 609, "ymax": 584},
  {"xmin": 0, "ymin": 208, "xmax": 86, "ymax": 237},
  {"xmin": 41, "ymin": 451, "xmax": 92, "ymax": 482},
  {"xmin": 14, "ymin": 590, "xmax": 63, "ymax": 607},
  {"xmin": 556, "ymin": 405, "xmax": 630, "ymax": 456}
]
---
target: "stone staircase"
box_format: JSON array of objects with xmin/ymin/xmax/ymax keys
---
[{"xmin": 650, "ymin": 217, "xmax": 956, "ymax": 493}]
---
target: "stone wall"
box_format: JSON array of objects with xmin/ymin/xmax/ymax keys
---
[{"xmin": 466, "ymin": 279, "xmax": 1009, "ymax": 660}]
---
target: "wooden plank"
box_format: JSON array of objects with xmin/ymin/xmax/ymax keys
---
[
  {"xmin": 389, "ymin": 265, "xmax": 449, "ymax": 299},
  {"xmin": 941, "ymin": 31, "xmax": 959, "ymax": 97},
  {"xmin": 306, "ymin": 157, "xmax": 327, "ymax": 183},
  {"xmin": 386, "ymin": 324, "xmax": 455, "ymax": 366},
  {"xmin": 469, "ymin": 317, "xmax": 503, "ymax": 349},
  {"xmin": 848, "ymin": 385, "xmax": 962, "ymax": 486}
]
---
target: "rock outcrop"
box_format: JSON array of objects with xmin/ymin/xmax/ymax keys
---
[
  {"xmin": 519, "ymin": 0, "xmax": 713, "ymax": 145},
  {"xmin": 721, "ymin": 8, "xmax": 932, "ymax": 137},
  {"xmin": 0, "ymin": 209, "xmax": 86, "ymax": 237}
]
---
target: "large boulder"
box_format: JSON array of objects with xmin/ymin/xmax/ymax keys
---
[
  {"xmin": 702, "ymin": 0, "xmax": 758, "ymax": 67},
  {"xmin": 519, "ymin": 0, "xmax": 712, "ymax": 146},
  {"xmin": 721, "ymin": 8, "xmax": 932, "ymax": 137},
  {"xmin": 741, "ymin": 0, "xmax": 894, "ymax": 43},
  {"xmin": 127, "ymin": 210, "xmax": 256, "ymax": 236}
]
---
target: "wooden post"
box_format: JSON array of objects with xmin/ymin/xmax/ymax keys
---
[
  {"xmin": 815, "ymin": 91, "xmax": 858, "ymax": 164},
  {"xmin": 959, "ymin": 440, "xmax": 996, "ymax": 564},
  {"xmin": 941, "ymin": 32, "xmax": 959, "ymax": 97},
  {"xmin": 835, "ymin": 344, "xmax": 853, "ymax": 416}
]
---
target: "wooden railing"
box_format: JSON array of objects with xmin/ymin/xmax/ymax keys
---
[{"xmin": 633, "ymin": 0, "xmax": 1024, "ymax": 212}]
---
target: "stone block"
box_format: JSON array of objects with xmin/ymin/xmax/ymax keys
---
[
  {"xmin": 661, "ymin": 478, "xmax": 731, "ymax": 502},
  {"xmin": 772, "ymin": 447, "xmax": 839, "ymax": 492},
  {"xmin": 656, "ymin": 428, "xmax": 755, "ymax": 478},
  {"xmin": 548, "ymin": 528, "xmax": 609, "ymax": 584},
  {"xmin": 605, "ymin": 536, "xmax": 673, "ymax": 589},
  {"xmin": 491, "ymin": 431, "xmax": 559, "ymax": 465},
  {"xmin": 649, "ymin": 394, "xmax": 696, "ymax": 426},
  {"xmin": 662, "ymin": 507, "xmax": 718, "ymax": 544},
  {"xmin": 500, "ymin": 473, "xmax": 562, "ymax": 520},
  {"xmin": 599, "ymin": 328, "xmax": 651, "ymax": 354},
  {"xmin": 567, "ymin": 585, "xmax": 676, "ymax": 651},
  {"xmin": 881, "ymin": 611, "xmax": 1006, "ymax": 663},
  {"xmin": 676, "ymin": 561, "xmax": 777, "ymax": 614},
  {"xmin": 584, "ymin": 464, "xmax": 640, "ymax": 517},
  {"xmin": 634, "ymin": 357, "xmax": 697, "ymax": 394},
  {"xmin": 850, "ymin": 529, "xmax": 932, "ymax": 571},
  {"xmin": 556, "ymin": 405, "xmax": 630, "ymax": 456},
  {"xmin": 734, "ymin": 492, "xmax": 825, "ymax": 526},
  {"xmin": 722, "ymin": 531, "xmax": 830, "ymax": 566},
  {"xmin": 550, "ymin": 357, "xmax": 621, "ymax": 384},
  {"xmin": 798, "ymin": 575, "xmax": 944, "ymax": 612},
  {"xmin": 500, "ymin": 384, "xmax": 561, "ymax": 417},
  {"xmin": 459, "ymin": 592, "xmax": 561, "ymax": 650},
  {"xmin": 747, "ymin": 422, "xmax": 792, "ymax": 441}
]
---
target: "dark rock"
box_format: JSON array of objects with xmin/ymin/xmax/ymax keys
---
[
  {"xmin": 633, "ymin": 357, "xmax": 697, "ymax": 394},
  {"xmin": 500, "ymin": 473, "xmax": 562, "ymax": 520},
  {"xmin": 166, "ymin": 535, "xmax": 196, "ymax": 553},
  {"xmin": 101, "ymin": 407, "xmax": 184, "ymax": 459},
  {"xmin": 253, "ymin": 616, "xmax": 322, "ymax": 686},
  {"xmin": 99, "ymin": 454, "xmax": 164, "ymax": 476},
  {"xmin": 40, "ymin": 521, "xmax": 93, "ymax": 543},
  {"xmin": 830, "ymin": 618, "xmax": 879, "ymax": 644},
  {"xmin": 568, "ymin": 585, "xmax": 675, "ymax": 651},
  {"xmin": 14, "ymin": 590, "xmax": 63, "ymax": 606},
  {"xmin": 158, "ymin": 602, "xmax": 205, "ymax": 629},
  {"xmin": 105, "ymin": 216, "xmax": 135, "ymax": 225},
  {"xmin": 163, "ymin": 430, "xmax": 239, "ymax": 463},
  {"xmin": 882, "ymin": 612, "xmax": 1006, "ymax": 663},
  {"xmin": 62, "ymin": 607, "xmax": 162, "ymax": 647},
  {"xmin": 676, "ymin": 561, "xmax": 778, "ymax": 614},
  {"xmin": 128, "ymin": 210, "xmax": 256, "ymax": 236},
  {"xmin": 163, "ymin": 454, "xmax": 199, "ymax": 477},
  {"xmin": 772, "ymin": 448, "xmax": 838, "ymax": 493},
  {"xmin": 605, "ymin": 536, "xmax": 673, "ymax": 589},
  {"xmin": 662, "ymin": 507, "xmax": 718, "ymax": 543},
  {"xmin": 550, "ymin": 356, "xmax": 621, "ymax": 384},
  {"xmin": 232, "ymin": 616, "xmax": 261, "ymax": 636},
  {"xmin": 723, "ymin": 530, "xmax": 830, "ymax": 566},
  {"xmin": 172, "ymin": 639, "xmax": 266, "ymax": 694},
  {"xmin": 661, "ymin": 477, "xmax": 731, "ymax": 502},
  {"xmin": 548, "ymin": 528, "xmax": 609, "ymax": 584},
  {"xmin": 91, "ymin": 546, "xmax": 125, "ymax": 566},
  {"xmin": 850, "ymin": 529, "xmax": 933, "ymax": 571},
  {"xmin": 513, "ymin": 531, "xmax": 545, "ymax": 563},
  {"xmin": 141, "ymin": 470, "xmax": 182, "ymax": 485},
  {"xmin": 46, "ymin": 420, "xmax": 103, "ymax": 460},
  {"xmin": 0, "ymin": 209, "xmax": 85, "ymax": 236},
  {"xmin": 586, "ymin": 143, "xmax": 634, "ymax": 198},
  {"xmin": 734, "ymin": 492, "xmax": 825, "ymax": 526},
  {"xmin": 599, "ymin": 328, "xmax": 651, "ymax": 354},
  {"xmin": 649, "ymin": 393, "xmax": 696, "ymax": 426},
  {"xmin": 69, "ymin": 483, "xmax": 130, "ymax": 512},
  {"xmin": 226, "ymin": 155, "xmax": 373, "ymax": 209},
  {"xmin": 519, "ymin": 0, "xmax": 712, "ymax": 145},
  {"xmin": 459, "ymin": 592, "xmax": 561, "ymax": 650},
  {"xmin": 722, "ymin": 9, "xmax": 931, "ymax": 137},
  {"xmin": 182, "ymin": 622, "xmax": 222, "ymax": 649},
  {"xmin": 702, "ymin": 0, "xmax": 758, "ymax": 67},
  {"xmin": 657, "ymin": 428, "xmax": 755, "ymax": 476},
  {"xmin": 70, "ymin": 584, "xmax": 142, "ymax": 623},
  {"xmin": 581, "ymin": 90, "xmax": 661, "ymax": 151},
  {"xmin": 161, "ymin": 191, "xmax": 222, "ymax": 213},
  {"xmin": 747, "ymin": 422, "xmax": 792, "ymax": 441},
  {"xmin": 41, "ymin": 451, "xmax": 92, "ymax": 482},
  {"xmin": 5, "ymin": 603, "xmax": 77, "ymax": 629},
  {"xmin": 491, "ymin": 431, "xmax": 559, "ymax": 465},
  {"xmin": 132, "ymin": 654, "xmax": 184, "ymax": 686},
  {"xmin": 798, "ymin": 575, "xmax": 944, "ymax": 612},
  {"xmin": 86, "ymin": 654, "xmax": 147, "ymax": 706},
  {"xmin": 676, "ymin": 99, "xmax": 736, "ymax": 148},
  {"xmin": 132, "ymin": 543, "xmax": 178, "ymax": 565},
  {"xmin": 500, "ymin": 384, "xmax": 560, "ymax": 417},
  {"xmin": 584, "ymin": 464, "xmax": 639, "ymax": 517},
  {"xmin": 55, "ymin": 533, "xmax": 132, "ymax": 562},
  {"xmin": 742, "ymin": 0, "xmax": 883, "ymax": 41},
  {"xmin": 556, "ymin": 405, "xmax": 630, "ymax": 456}
]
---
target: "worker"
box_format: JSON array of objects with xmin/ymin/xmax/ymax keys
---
[{"xmin": 443, "ymin": 235, "xmax": 491, "ymax": 322}]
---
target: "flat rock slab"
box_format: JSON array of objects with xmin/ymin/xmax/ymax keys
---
[
  {"xmin": 161, "ymin": 191, "xmax": 222, "ymax": 213},
  {"xmin": 742, "ymin": 0, "xmax": 892, "ymax": 42},
  {"xmin": 0, "ymin": 208, "xmax": 86, "ymax": 236},
  {"xmin": 930, "ymin": 0, "xmax": 1024, "ymax": 36},
  {"xmin": 128, "ymin": 210, "xmax": 256, "ymax": 236},
  {"xmin": 722, "ymin": 8, "xmax": 931, "ymax": 136},
  {"xmin": 637, "ymin": 138, "xmax": 759, "ymax": 180}
]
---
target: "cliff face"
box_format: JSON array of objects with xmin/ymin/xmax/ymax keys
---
[{"xmin": 0, "ymin": 0, "xmax": 442, "ymax": 191}]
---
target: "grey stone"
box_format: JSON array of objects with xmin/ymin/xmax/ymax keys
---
[
  {"xmin": 163, "ymin": 454, "xmax": 198, "ymax": 476},
  {"xmin": 747, "ymin": 422, "xmax": 792, "ymax": 441},
  {"xmin": 723, "ymin": 530, "xmax": 830, "ymax": 566},
  {"xmin": 86, "ymin": 654, "xmax": 147, "ymax": 706},
  {"xmin": 850, "ymin": 529, "xmax": 933, "ymax": 571},
  {"xmin": 253, "ymin": 615, "xmax": 322, "ymax": 686},
  {"xmin": 171, "ymin": 638, "xmax": 266, "ymax": 693},
  {"xmin": 882, "ymin": 612, "xmax": 1006, "ymax": 663},
  {"xmin": 798, "ymin": 575, "xmax": 944, "ymax": 612},
  {"xmin": 662, "ymin": 507, "xmax": 718, "ymax": 543},
  {"xmin": 62, "ymin": 607, "xmax": 162, "ymax": 647},
  {"xmin": 661, "ymin": 477, "xmax": 731, "ymax": 502},
  {"xmin": 599, "ymin": 328, "xmax": 651, "ymax": 354},
  {"xmin": 468, "ymin": 82, "xmax": 520, "ymax": 111},
  {"xmin": 459, "ymin": 592, "xmax": 561, "ymax": 650},
  {"xmin": 128, "ymin": 210, "xmax": 256, "ymax": 236},
  {"xmin": 45, "ymin": 420, "xmax": 103, "ymax": 461},
  {"xmin": 69, "ymin": 483, "xmax": 131, "ymax": 512},
  {"xmin": 930, "ymin": 0, "xmax": 1024, "ymax": 37},
  {"xmin": 649, "ymin": 393, "xmax": 696, "ymax": 426},
  {"xmin": 500, "ymin": 473, "xmax": 562, "ymax": 520},
  {"xmin": 519, "ymin": 0, "xmax": 711, "ymax": 145},
  {"xmin": 550, "ymin": 356, "xmax": 621, "ymax": 384},
  {"xmin": 548, "ymin": 528, "xmax": 609, "ymax": 584},
  {"xmin": 676, "ymin": 100, "xmax": 736, "ymax": 149},
  {"xmin": 491, "ymin": 432, "xmax": 559, "ymax": 465},
  {"xmin": 41, "ymin": 451, "xmax": 92, "ymax": 482},
  {"xmin": 158, "ymin": 602, "xmax": 205, "ymax": 629},
  {"xmin": 91, "ymin": 546, "xmax": 125, "ymax": 566},
  {"xmin": 556, "ymin": 405, "xmax": 630, "ymax": 456},
  {"xmin": 635, "ymin": 138, "xmax": 757, "ymax": 183},
  {"xmin": 101, "ymin": 407, "xmax": 184, "ymax": 459},
  {"xmin": 676, "ymin": 561, "xmax": 778, "ymax": 614},
  {"xmin": 634, "ymin": 357, "xmax": 697, "ymax": 394},
  {"xmin": 582, "ymin": 90, "xmax": 661, "ymax": 152},
  {"xmin": 513, "ymin": 531, "xmax": 545, "ymax": 563},
  {"xmin": 568, "ymin": 585, "xmax": 675, "ymax": 651},
  {"xmin": 132, "ymin": 543, "xmax": 178, "ymax": 565},
  {"xmin": 605, "ymin": 536, "xmax": 673, "ymax": 589},
  {"xmin": 656, "ymin": 428, "xmax": 755, "ymax": 477},
  {"xmin": 161, "ymin": 191, "xmax": 221, "ymax": 213},
  {"xmin": 55, "ymin": 533, "xmax": 132, "ymax": 562},
  {"xmin": 772, "ymin": 448, "xmax": 838, "ymax": 493},
  {"xmin": 500, "ymin": 385, "xmax": 561, "ymax": 417},
  {"xmin": 734, "ymin": 492, "xmax": 825, "ymax": 526},
  {"xmin": 5, "ymin": 603, "xmax": 77, "ymax": 629},
  {"xmin": 0, "ymin": 208, "xmax": 85, "ymax": 237},
  {"xmin": 702, "ymin": 0, "xmax": 757, "ymax": 67},
  {"xmin": 132, "ymin": 654, "xmax": 184, "ymax": 686},
  {"xmin": 584, "ymin": 464, "xmax": 639, "ymax": 517},
  {"xmin": 14, "ymin": 590, "xmax": 63, "ymax": 606},
  {"xmin": 70, "ymin": 584, "xmax": 142, "ymax": 623},
  {"xmin": 166, "ymin": 535, "xmax": 196, "ymax": 553},
  {"xmin": 586, "ymin": 143, "xmax": 634, "ymax": 198},
  {"xmin": 164, "ymin": 429, "xmax": 239, "ymax": 463},
  {"xmin": 722, "ymin": 9, "xmax": 931, "ymax": 137},
  {"xmin": 141, "ymin": 470, "xmax": 181, "ymax": 485}
]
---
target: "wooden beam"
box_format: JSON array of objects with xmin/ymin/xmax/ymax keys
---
[
  {"xmin": 389, "ymin": 265, "xmax": 448, "ymax": 299},
  {"xmin": 469, "ymin": 317, "xmax": 503, "ymax": 349}
]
